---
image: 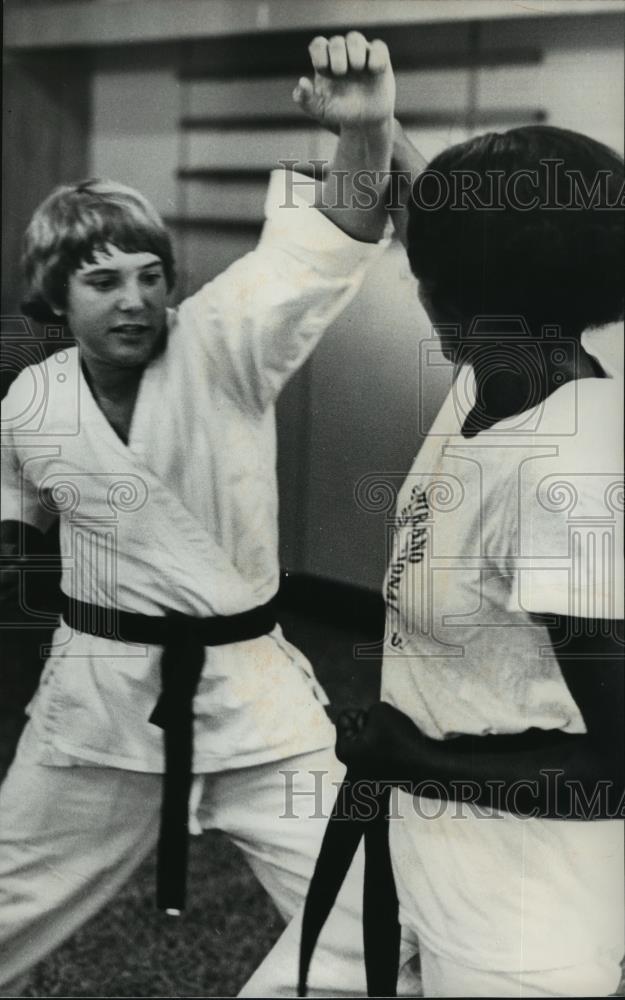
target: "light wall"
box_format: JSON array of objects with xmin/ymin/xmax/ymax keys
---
[{"xmin": 478, "ymin": 16, "xmax": 623, "ymax": 155}]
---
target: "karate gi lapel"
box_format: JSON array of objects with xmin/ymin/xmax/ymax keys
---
[{"xmin": 77, "ymin": 354, "xmax": 260, "ymax": 617}]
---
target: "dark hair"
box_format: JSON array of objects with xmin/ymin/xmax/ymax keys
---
[
  {"xmin": 407, "ymin": 126, "xmax": 624, "ymax": 335},
  {"xmin": 22, "ymin": 178, "xmax": 176, "ymax": 322}
]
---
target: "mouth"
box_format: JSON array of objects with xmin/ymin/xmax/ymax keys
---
[{"xmin": 111, "ymin": 323, "xmax": 151, "ymax": 337}]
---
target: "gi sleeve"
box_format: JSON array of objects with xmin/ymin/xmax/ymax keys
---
[
  {"xmin": 1, "ymin": 372, "xmax": 57, "ymax": 533},
  {"xmin": 178, "ymin": 169, "xmax": 389, "ymax": 412}
]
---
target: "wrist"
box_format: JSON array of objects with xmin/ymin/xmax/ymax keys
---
[{"xmin": 339, "ymin": 115, "xmax": 394, "ymax": 143}]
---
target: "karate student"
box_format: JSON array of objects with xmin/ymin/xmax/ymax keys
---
[
  {"xmin": 0, "ymin": 33, "xmax": 418, "ymax": 998},
  {"xmin": 332, "ymin": 126, "xmax": 625, "ymax": 996}
]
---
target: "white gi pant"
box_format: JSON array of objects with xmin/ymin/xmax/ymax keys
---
[
  {"xmin": 390, "ymin": 791, "xmax": 624, "ymax": 999},
  {"xmin": 2, "ymin": 727, "xmax": 621, "ymax": 998},
  {"xmin": 0, "ymin": 723, "xmax": 421, "ymax": 998}
]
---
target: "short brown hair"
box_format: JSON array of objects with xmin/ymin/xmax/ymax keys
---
[{"xmin": 22, "ymin": 178, "xmax": 176, "ymax": 322}]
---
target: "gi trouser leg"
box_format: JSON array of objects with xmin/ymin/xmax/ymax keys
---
[
  {"xmin": 201, "ymin": 747, "xmax": 420, "ymax": 998},
  {"xmin": 1, "ymin": 734, "xmax": 422, "ymax": 997},
  {"xmin": 0, "ymin": 724, "xmax": 162, "ymax": 990}
]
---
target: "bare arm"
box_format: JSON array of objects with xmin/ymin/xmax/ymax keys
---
[
  {"xmin": 387, "ymin": 119, "xmax": 428, "ymax": 247},
  {"xmin": 295, "ymin": 35, "xmax": 428, "ymax": 248},
  {"xmin": 293, "ymin": 32, "xmax": 396, "ymax": 243}
]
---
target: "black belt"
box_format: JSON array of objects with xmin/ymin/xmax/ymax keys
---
[
  {"xmin": 61, "ymin": 593, "xmax": 277, "ymax": 914},
  {"xmin": 298, "ymin": 776, "xmax": 401, "ymax": 997}
]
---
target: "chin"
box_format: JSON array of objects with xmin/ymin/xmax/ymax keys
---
[{"xmin": 113, "ymin": 340, "xmax": 159, "ymax": 367}]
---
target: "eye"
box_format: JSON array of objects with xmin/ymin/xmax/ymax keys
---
[
  {"xmin": 88, "ymin": 276, "xmax": 117, "ymax": 291},
  {"xmin": 141, "ymin": 270, "xmax": 164, "ymax": 287}
]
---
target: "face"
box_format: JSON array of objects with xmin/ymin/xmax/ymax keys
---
[{"xmin": 63, "ymin": 245, "xmax": 168, "ymax": 370}]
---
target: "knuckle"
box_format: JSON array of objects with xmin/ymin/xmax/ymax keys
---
[
  {"xmin": 308, "ymin": 36, "xmax": 326, "ymax": 55},
  {"xmin": 371, "ymin": 39, "xmax": 389, "ymax": 56}
]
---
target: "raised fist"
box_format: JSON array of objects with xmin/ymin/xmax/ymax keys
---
[{"xmin": 293, "ymin": 31, "xmax": 395, "ymax": 133}]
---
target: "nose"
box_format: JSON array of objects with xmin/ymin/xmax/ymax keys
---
[{"xmin": 117, "ymin": 277, "xmax": 144, "ymax": 312}]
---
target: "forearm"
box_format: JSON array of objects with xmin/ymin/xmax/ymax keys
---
[
  {"xmin": 391, "ymin": 118, "xmax": 428, "ymax": 176},
  {"xmin": 387, "ymin": 118, "xmax": 427, "ymax": 246},
  {"xmin": 319, "ymin": 118, "xmax": 393, "ymax": 243},
  {"xmin": 316, "ymin": 118, "xmax": 426, "ymax": 244}
]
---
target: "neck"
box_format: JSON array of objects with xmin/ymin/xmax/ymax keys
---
[
  {"xmin": 81, "ymin": 356, "xmax": 144, "ymax": 401},
  {"xmin": 461, "ymin": 337, "xmax": 602, "ymax": 437}
]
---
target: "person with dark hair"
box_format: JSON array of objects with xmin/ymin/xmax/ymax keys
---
[
  {"xmin": 408, "ymin": 126, "xmax": 624, "ymax": 390},
  {"xmin": 328, "ymin": 124, "xmax": 624, "ymax": 996},
  {"xmin": 0, "ymin": 34, "xmax": 423, "ymax": 998}
]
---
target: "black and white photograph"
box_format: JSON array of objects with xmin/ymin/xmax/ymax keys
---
[{"xmin": 2, "ymin": 1, "xmax": 624, "ymax": 996}]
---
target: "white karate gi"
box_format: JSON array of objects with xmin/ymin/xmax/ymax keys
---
[
  {"xmin": 0, "ymin": 172, "xmax": 422, "ymax": 997},
  {"xmin": 1, "ymin": 170, "xmax": 383, "ymax": 775},
  {"xmin": 382, "ymin": 322, "xmax": 624, "ymax": 997}
]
